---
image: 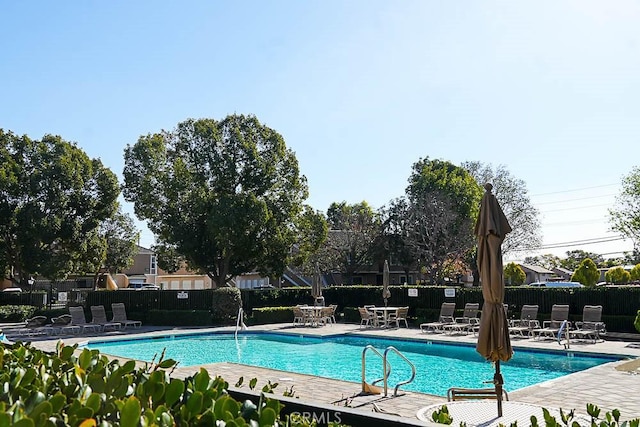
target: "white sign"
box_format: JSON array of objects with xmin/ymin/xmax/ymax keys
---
[
  {"xmin": 177, "ymin": 291, "xmax": 189, "ymax": 299},
  {"xmin": 407, "ymin": 288, "xmax": 418, "ymax": 297},
  {"xmin": 444, "ymin": 288, "xmax": 456, "ymax": 298},
  {"xmin": 57, "ymin": 292, "xmax": 68, "ymax": 302}
]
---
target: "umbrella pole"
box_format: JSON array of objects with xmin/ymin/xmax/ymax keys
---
[{"xmin": 494, "ymin": 360, "xmax": 503, "ymax": 417}]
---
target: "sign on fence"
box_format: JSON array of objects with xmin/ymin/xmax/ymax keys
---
[
  {"xmin": 177, "ymin": 291, "xmax": 189, "ymax": 299},
  {"xmin": 444, "ymin": 288, "xmax": 456, "ymax": 298},
  {"xmin": 407, "ymin": 288, "xmax": 418, "ymax": 297},
  {"xmin": 58, "ymin": 292, "xmax": 68, "ymax": 302}
]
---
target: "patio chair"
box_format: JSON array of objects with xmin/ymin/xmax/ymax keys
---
[
  {"xmin": 530, "ymin": 304, "xmax": 569, "ymax": 340},
  {"xmin": 111, "ymin": 303, "xmax": 142, "ymax": 329},
  {"xmin": 358, "ymin": 307, "xmax": 379, "ymax": 328},
  {"xmin": 570, "ymin": 305, "xmax": 606, "ymax": 343},
  {"xmin": 442, "ymin": 303, "xmax": 480, "ymax": 335},
  {"xmin": 90, "ymin": 305, "xmax": 122, "ymax": 331},
  {"xmin": 419, "ymin": 303, "xmax": 456, "ymax": 333},
  {"xmin": 318, "ymin": 306, "xmax": 335, "ymax": 326},
  {"xmin": 293, "ymin": 305, "xmax": 308, "ymax": 326},
  {"xmin": 388, "ymin": 306, "xmax": 409, "ymax": 328},
  {"xmin": 69, "ymin": 306, "xmax": 103, "ymax": 334},
  {"xmin": 508, "ymin": 305, "xmax": 540, "ymax": 338}
]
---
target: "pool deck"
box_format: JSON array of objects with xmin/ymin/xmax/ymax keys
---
[{"xmin": 5, "ymin": 322, "xmax": 640, "ymax": 425}]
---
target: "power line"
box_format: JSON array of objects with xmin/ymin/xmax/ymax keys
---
[
  {"xmin": 535, "ymin": 194, "xmax": 616, "ymax": 206},
  {"xmin": 510, "ymin": 235, "xmax": 627, "ymax": 252},
  {"xmin": 531, "ymin": 184, "xmax": 618, "ymax": 197},
  {"xmin": 541, "ymin": 203, "xmax": 612, "ymax": 213}
]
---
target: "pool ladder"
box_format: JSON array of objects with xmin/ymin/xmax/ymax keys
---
[{"xmin": 361, "ymin": 345, "xmax": 416, "ymax": 397}]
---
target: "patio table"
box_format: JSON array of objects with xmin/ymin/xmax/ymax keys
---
[
  {"xmin": 368, "ymin": 307, "xmax": 399, "ymax": 328},
  {"xmin": 298, "ymin": 305, "xmax": 325, "ymax": 327}
]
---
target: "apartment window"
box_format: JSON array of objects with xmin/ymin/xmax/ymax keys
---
[{"xmin": 150, "ymin": 255, "xmax": 157, "ymax": 275}]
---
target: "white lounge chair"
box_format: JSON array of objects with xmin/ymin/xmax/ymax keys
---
[{"xmin": 111, "ymin": 303, "xmax": 142, "ymax": 329}]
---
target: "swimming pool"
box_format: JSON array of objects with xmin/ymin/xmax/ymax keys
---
[{"xmin": 88, "ymin": 332, "xmax": 620, "ymax": 397}]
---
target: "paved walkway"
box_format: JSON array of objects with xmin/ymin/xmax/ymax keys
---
[{"xmin": 4, "ymin": 322, "xmax": 640, "ymax": 425}]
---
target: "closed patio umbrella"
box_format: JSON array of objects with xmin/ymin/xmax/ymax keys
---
[
  {"xmin": 312, "ymin": 264, "xmax": 323, "ymax": 304},
  {"xmin": 382, "ymin": 260, "xmax": 391, "ymax": 307},
  {"xmin": 475, "ymin": 183, "xmax": 513, "ymax": 417}
]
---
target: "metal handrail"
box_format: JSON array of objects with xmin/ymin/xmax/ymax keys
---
[
  {"xmin": 383, "ymin": 346, "xmax": 416, "ymax": 397},
  {"xmin": 361, "ymin": 345, "xmax": 390, "ymax": 393}
]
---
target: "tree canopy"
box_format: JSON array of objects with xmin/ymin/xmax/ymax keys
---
[
  {"xmin": 504, "ymin": 262, "xmax": 526, "ymax": 286},
  {"xmin": 571, "ymin": 258, "xmax": 599, "ymax": 287},
  {"xmin": 610, "ymin": 166, "xmax": 640, "ymax": 251},
  {"xmin": 463, "ymin": 161, "xmax": 541, "ymax": 255},
  {"xmin": 122, "ymin": 115, "xmax": 324, "ymax": 286},
  {"xmin": 0, "ymin": 130, "xmax": 120, "ymax": 284},
  {"xmin": 384, "ymin": 158, "xmax": 481, "ymax": 283}
]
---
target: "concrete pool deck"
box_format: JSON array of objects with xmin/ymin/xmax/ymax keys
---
[{"xmin": 4, "ymin": 322, "xmax": 640, "ymax": 424}]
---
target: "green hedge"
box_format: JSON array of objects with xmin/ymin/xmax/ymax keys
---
[
  {"xmin": 0, "ymin": 305, "xmax": 36, "ymax": 322},
  {"xmin": 250, "ymin": 307, "xmax": 294, "ymax": 325}
]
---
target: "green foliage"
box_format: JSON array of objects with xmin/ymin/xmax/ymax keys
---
[
  {"xmin": 560, "ymin": 250, "xmax": 604, "ymax": 270},
  {"xmin": 395, "ymin": 158, "xmax": 482, "ymax": 283},
  {"xmin": 635, "ymin": 310, "xmax": 640, "ymax": 333},
  {"xmin": 122, "ymin": 115, "xmax": 322, "ymax": 286},
  {"xmin": 432, "ymin": 404, "xmax": 639, "ymax": 427},
  {"xmin": 211, "ymin": 287, "xmax": 242, "ymax": 324},
  {"xmin": 571, "ymin": 258, "xmax": 600, "ymax": 287},
  {"xmin": 0, "ymin": 129, "xmax": 120, "ymax": 284},
  {"xmin": 250, "ymin": 307, "xmax": 295, "ymax": 325},
  {"xmin": 610, "ymin": 166, "xmax": 640, "ymax": 249},
  {"xmin": 0, "ymin": 341, "xmax": 310, "ymax": 426},
  {"xmin": 504, "ymin": 262, "xmax": 526, "ymax": 286},
  {"xmin": 431, "ymin": 405, "xmax": 453, "ymax": 424},
  {"xmin": 463, "ymin": 161, "xmax": 542, "ymax": 255},
  {"xmin": 630, "ymin": 264, "xmax": 640, "ymax": 281},
  {"xmin": 605, "ymin": 267, "xmax": 631, "ymax": 284},
  {"xmin": 0, "ymin": 305, "xmax": 36, "ymax": 322}
]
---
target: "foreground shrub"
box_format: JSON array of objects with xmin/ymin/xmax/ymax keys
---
[{"xmin": 0, "ymin": 341, "xmax": 330, "ymax": 426}]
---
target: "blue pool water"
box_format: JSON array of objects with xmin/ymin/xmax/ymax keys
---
[{"xmin": 87, "ymin": 333, "xmax": 620, "ymax": 397}]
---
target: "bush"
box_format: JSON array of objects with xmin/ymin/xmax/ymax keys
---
[
  {"xmin": 635, "ymin": 310, "xmax": 640, "ymax": 333},
  {"xmin": 147, "ymin": 309, "xmax": 212, "ymax": 326},
  {"xmin": 0, "ymin": 305, "xmax": 36, "ymax": 322},
  {"xmin": 0, "ymin": 341, "xmax": 304, "ymax": 426},
  {"xmin": 342, "ymin": 307, "xmax": 360, "ymax": 323}
]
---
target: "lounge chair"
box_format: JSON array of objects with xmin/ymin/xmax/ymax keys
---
[
  {"xmin": 508, "ymin": 305, "xmax": 540, "ymax": 338},
  {"xmin": 16, "ymin": 316, "xmax": 49, "ymax": 336},
  {"xmin": 388, "ymin": 306, "xmax": 409, "ymax": 328},
  {"xmin": 570, "ymin": 305, "xmax": 606, "ymax": 343},
  {"xmin": 111, "ymin": 303, "xmax": 142, "ymax": 329},
  {"xmin": 90, "ymin": 305, "xmax": 122, "ymax": 331},
  {"xmin": 420, "ymin": 303, "xmax": 456, "ymax": 333},
  {"xmin": 69, "ymin": 306, "xmax": 103, "ymax": 334},
  {"xmin": 530, "ymin": 304, "xmax": 569, "ymax": 340},
  {"xmin": 442, "ymin": 303, "xmax": 480, "ymax": 335},
  {"xmin": 48, "ymin": 315, "xmax": 81, "ymax": 335}
]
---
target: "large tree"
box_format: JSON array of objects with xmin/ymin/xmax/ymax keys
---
[
  {"xmin": 0, "ymin": 130, "xmax": 120, "ymax": 285},
  {"xmin": 522, "ymin": 254, "xmax": 561, "ymax": 271},
  {"xmin": 462, "ymin": 161, "xmax": 542, "ymax": 255},
  {"xmin": 312, "ymin": 201, "xmax": 382, "ymax": 284},
  {"xmin": 393, "ymin": 158, "xmax": 482, "ymax": 283},
  {"xmin": 610, "ymin": 166, "xmax": 640, "ymax": 250},
  {"xmin": 122, "ymin": 115, "xmax": 323, "ymax": 286}
]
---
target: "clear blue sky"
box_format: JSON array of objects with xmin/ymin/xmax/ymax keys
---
[{"xmin": 2, "ymin": 1, "xmax": 638, "ymax": 259}]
